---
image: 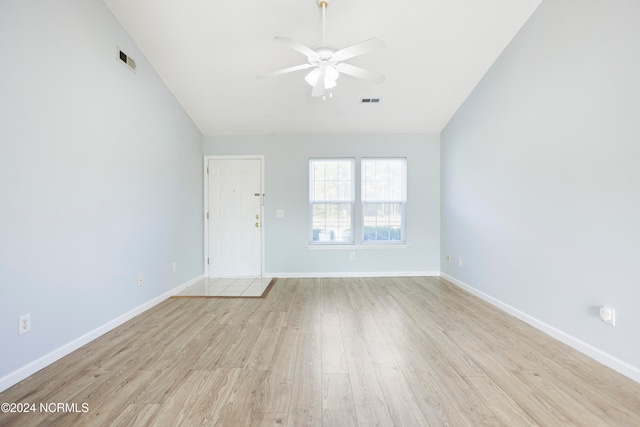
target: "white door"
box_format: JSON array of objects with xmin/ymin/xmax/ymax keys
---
[{"xmin": 207, "ymin": 158, "xmax": 262, "ymax": 277}]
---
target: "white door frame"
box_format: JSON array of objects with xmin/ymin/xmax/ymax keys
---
[{"xmin": 203, "ymin": 155, "xmax": 265, "ymax": 277}]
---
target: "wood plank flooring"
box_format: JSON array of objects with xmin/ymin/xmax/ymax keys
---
[{"xmin": 1, "ymin": 277, "xmax": 639, "ymax": 426}]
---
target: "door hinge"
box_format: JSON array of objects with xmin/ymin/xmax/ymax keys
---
[
  {"xmin": 207, "ymin": 212, "xmax": 209, "ymax": 220},
  {"xmin": 206, "ymin": 167, "xmax": 209, "ymax": 174},
  {"xmin": 207, "ymin": 258, "xmax": 209, "ymax": 265}
]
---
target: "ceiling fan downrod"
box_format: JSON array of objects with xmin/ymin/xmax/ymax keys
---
[{"xmin": 320, "ymin": 1, "xmax": 328, "ymax": 44}]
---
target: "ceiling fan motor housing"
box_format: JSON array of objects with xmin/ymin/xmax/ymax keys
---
[{"xmin": 308, "ymin": 45, "xmax": 338, "ymax": 66}]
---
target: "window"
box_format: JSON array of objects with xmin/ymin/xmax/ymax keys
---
[
  {"xmin": 309, "ymin": 158, "xmax": 354, "ymax": 244},
  {"xmin": 361, "ymin": 158, "xmax": 406, "ymax": 243},
  {"xmin": 309, "ymin": 157, "xmax": 407, "ymax": 245}
]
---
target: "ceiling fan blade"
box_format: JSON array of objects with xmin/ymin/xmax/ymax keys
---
[
  {"xmin": 311, "ymin": 68, "xmax": 326, "ymax": 97},
  {"xmin": 257, "ymin": 63, "xmax": 314, "ymax": 79},
  {"xmin": 333, "ymin": 38, "xmax": 385, "ymax": 61},
  {"xmin": 336, "ymin": 63, "xmax": 386, "ymax": 84},
  {"xmin": 274, "ymin": 36, "xmax": 317, "ymax": 58}
]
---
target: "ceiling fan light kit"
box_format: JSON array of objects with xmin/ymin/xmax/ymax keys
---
[
  {"xmin": 305, "ymin": 66, "xmax": 339, "ymax": 88},
  {"xmin": 258, "ymin": 0, "xmax": 385, "ymax": 98}
]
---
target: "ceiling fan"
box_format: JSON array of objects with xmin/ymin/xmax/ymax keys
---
[{"xmin": 257, "ymin": 0, "xmax": 385, "ymax": 98}]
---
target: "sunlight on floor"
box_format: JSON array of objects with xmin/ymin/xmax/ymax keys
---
[{"xmin": 175, "ymin": 277, "xmax": 273, "ymax": 297}]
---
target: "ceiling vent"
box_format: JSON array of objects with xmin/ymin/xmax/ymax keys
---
[
  {"xmin": 361, "ymin": 98, "xmax": 381, "ymax": 104},
  {"xmin": 118, "ymin": 48, "xmax": 136, "ymax": 72}
]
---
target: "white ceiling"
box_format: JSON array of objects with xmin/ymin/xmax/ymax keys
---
[{"xmin": 102, "ymin": 0, "xmax": 542, "ymax": 135}]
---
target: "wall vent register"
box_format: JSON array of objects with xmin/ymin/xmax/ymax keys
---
[{"xmin": 118, "ymin": 48, "xmax": 136, "ymax": 71}]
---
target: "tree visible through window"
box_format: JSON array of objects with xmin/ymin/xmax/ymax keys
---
[
  {"xmin": 309, "ymin": 158, "xmax": 354, "ymax": 243},
  {"xmin": 362, "ymin": 158, "xmax": 406, "ymax": 242}
]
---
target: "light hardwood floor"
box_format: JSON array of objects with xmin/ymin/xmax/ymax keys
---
[{"xmin": 1, "ymin": 277, "xmax": 639, "ymax": 426}]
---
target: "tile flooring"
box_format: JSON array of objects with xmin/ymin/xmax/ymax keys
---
[{"xmin": 174, "ymin": 277, "xmax": 273, "ymax": 297}]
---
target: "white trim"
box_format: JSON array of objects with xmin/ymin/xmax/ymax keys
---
[
  {"xmin": 0, "ymin": 274, "xmax": 204, "ymax": 393},
  {"xmin": 440, "ymin": 273, "xmax": 640, "ymax": 384},
  {"xmin": 268, "ymin": 271, "xmax": 439, "ymax": 278},
  {"xmin": 203, "ymin": 155, "xmax": 265, "ymax": 278},
  {"xmin": 307, "ymin": 244, "xmax": 409, "ymax": 250},
  {"xmin": 203, "ymin": 157, "xmax": 208, "ymax": 275}
]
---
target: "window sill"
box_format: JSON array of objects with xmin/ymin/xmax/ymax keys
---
[{"xmin": 307, "ymin": 243, "xmax": 408, "ymax": 250}]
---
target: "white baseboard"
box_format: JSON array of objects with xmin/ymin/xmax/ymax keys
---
[
  {"xmin": 440, "ymin": 273, "xmax": 640, "ymax": 384},
  {"xmin": 268, "ymin": 271, "xmax": 440, "ymax": 278},
  {"xmin": 0, "ymin": 274, "xmax": 204, "ymax": 393}
]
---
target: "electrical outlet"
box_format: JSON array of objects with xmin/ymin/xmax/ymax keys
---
[
  {"xmin": 172, "ymin": 262, "xmax": 177, "ymax": 272},
  {"xmin": 350, "ymin": 252, "xmax": 356, "ymax": 260},
  {"xmin": 19, "ymin": 314, "xmax": 31, "ymax": 335},
  {"xmin": 599, "ymin": 306, "xmax": 615, "ymax": 326},
  {"xmin": 276, "ymin": 210, "xmax": 284, "ymax": 218},
  {"xmin": 138, "ymin": 274, "xmax": 143, "ymax": 286},
  {"xmin": 446, "ymin": 255, "xmax": 451, "ymax": 263},
  {"xmin": 458, "ymin": 257, "xmax": 462, "ymax": 267}
]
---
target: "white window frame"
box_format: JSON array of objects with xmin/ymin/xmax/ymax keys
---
[
  {"xmin": 361, "ymin": 157, "xmax": 407, "ymax": 244},
  {"xmin": 309, "ymin": 158, "xmax": 355, "ymax": 245}
]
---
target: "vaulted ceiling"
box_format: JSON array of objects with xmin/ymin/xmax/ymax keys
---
[{"xmin": 103, "ymin": 0, "xmax": 542, "ymax": 135}]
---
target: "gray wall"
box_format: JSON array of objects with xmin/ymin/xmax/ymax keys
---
[
  {"xmin": 0, "ymin": 0, "xmax": 203, "ymax": 382},
  {"xmin": 204, "ymin": 134, "xmax": 440, "ymax": 276},
  {"xmin": 441, "ymin": 0, "xmax": 640, "ymax": 375}
]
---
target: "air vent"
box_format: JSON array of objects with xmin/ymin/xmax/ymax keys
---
[
  {"xmin": 361, "ymin": 98, "xmax": 381, "ymax": 104},
  {"xmin": 118, "ymin": 48, "xmax": 136, "ymax": 72}
]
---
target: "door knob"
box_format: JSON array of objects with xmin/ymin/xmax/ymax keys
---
[{"xmin": 255, "ymin": 222, "xmax": 259, "ymax": 227}]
